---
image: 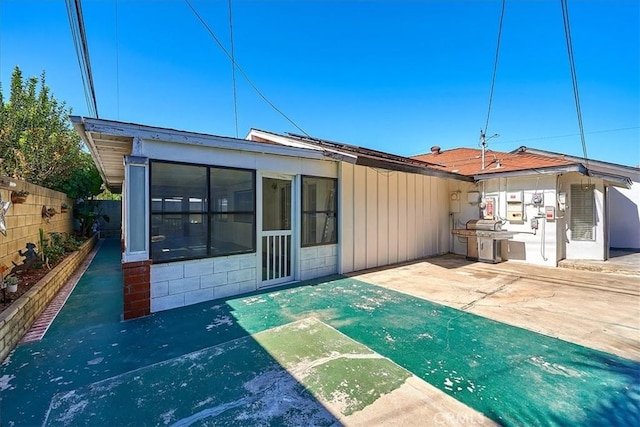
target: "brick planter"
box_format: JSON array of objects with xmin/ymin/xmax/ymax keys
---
[{"xmin": 0, "ymin": 236, "xmax": 97, "ymax": 362}]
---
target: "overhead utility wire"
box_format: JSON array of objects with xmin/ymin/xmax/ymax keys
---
[
  {"xmin": 65, "ymin": 0, "xmax": 99, "ymax": 118},
  {"xmin": 483, "ymin": 0, "xmax": 506, "ymax": 136},
  {"xmin": 184, "ymin": 0, "xmax": 309, "ymax": 137},
  {"xmin": 228, "ymin": 0, "xmax": 239, "ymax": 138},
  {"xmin": 115, "ymin": 0, "xmax": 120, "ymax": 119},
  {"xmin": 560, "ymin": 0, "xmax": 589, "ymax": 165}
]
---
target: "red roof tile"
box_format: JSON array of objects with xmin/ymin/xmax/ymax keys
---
[{"xmin": 411, "ymin": 147, "xmax": 577, "ymax": 176}]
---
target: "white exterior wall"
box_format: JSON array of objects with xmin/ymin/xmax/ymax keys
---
[
  {"xmin": 339, "ymin": 163, "xmax": 450, "ymax": 274},
  {"xmin": 299, "ymin": 245, "xmax": 338, "ymax": 281},
  {"xmin": 559, "ymin": 172, "xmax": 607, "ymax": 261},
  {"xmin": 136, "ymin": 138, "xmax": 339, "ymax": 312},
  {"xmin": 449, "ymin": 175, "xmax": 559, "ymax": 267},
  {"xmin": 150, "ymin": 254, "xmax": 257, "ymax": 312},
  {"xmin": 608, "ymin": 169, "xmax": 640, "ymax": 249}
]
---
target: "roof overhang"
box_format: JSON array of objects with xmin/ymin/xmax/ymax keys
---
[
  {"xmin": 472, "ymin": 164, "xmax": 632, "ymax": 189},
  {"xmin": 72, "ymin": 117, "xmax": 343, "ymax": 193}
]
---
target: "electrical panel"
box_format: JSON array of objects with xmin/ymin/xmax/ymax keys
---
[
  {"xmin": 506, "ymin": 191, "xmax": 524, "ymax": 222},
  {"xmin": 506, "ymin": 191, "xmax": 523, "ymax": 202},
  {"xmin": 450, "ymin": 192, "xmax": 461, "ymax": 213}
]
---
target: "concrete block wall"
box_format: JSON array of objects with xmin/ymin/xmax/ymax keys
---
[
  {"xmin": 150, "ymin": 253, "xmax": 257, "ymax": 312},
  {"xmin": 0, "ymin": 236, "xmax": 96, "ymax": 362},
  {"xmin": 0, "ymin": 178, "xmax": 73, "ymax": 270},
  {"xmin": 300, "ymin": 244, "xmax": 338, "ymax": 281}
]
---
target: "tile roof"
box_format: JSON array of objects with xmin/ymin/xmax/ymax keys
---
[{"xmin": 411, "ymin": 147, "xmax": 577, "ymax": 176}]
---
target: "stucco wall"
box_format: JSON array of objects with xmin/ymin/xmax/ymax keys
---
[
  {"xmin": 609, "ymin": 182, "xmax": 640, "ymax": 250},
  {"xmin": 339, "ymin": 163, "xmax": 450, "ymax": 273},
  {"xmin": 449, "ymin": 175, "xmax": 559, "ymax": 267},
  {"xmin": 1, "ymin": 179, "xmax": 73, "ymax": 270}
]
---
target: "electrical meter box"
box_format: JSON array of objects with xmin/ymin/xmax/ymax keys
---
[
  {"xmin": 506, "ymin": 191, "xmax": 524, "ymax": 222},
  {"xmin": 545, "ymin": 206, "xmax": 556, "ymax": 220}
]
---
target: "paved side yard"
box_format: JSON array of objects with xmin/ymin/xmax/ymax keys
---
[{"xmin": 353, "ymin": 255, "xmax": 640, "ymax": 362}]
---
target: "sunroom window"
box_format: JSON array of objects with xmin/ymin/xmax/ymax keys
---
[
  {"xmin": 301, "ymin": 176, "xmax": 337, "ymax": 247},
  {"xmin": 150, "ymin": 161, "xmax": 255, "ymax": 262}
]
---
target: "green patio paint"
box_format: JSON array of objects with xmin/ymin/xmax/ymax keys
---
[{"xmin": 1, "ymin": 239, "xmax": 638, "ymax": 426}]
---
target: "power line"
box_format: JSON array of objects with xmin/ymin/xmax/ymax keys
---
[
  {"xmin": 560, "ymin": 0, "xmax": 588, "ymax": 166},
  {"xmin": 115, "ymin": 0, "xmax": 120, "ymax": 119},
  {"xmin": 184, "ymin": 0, "xmax": 309, "ymax": 137},
  {"xmin": 65, "ymin": 0, "xmax": 99, "ymax": 118},
  {"xmin": 228, "ymin": 0, "xmax": 239, "ymax": 138},
  {"xmin": 483, "ymin": 0, "xmax": 506, "ymax": 136},
  {"xmin": 492, "ymin": 126, "xmax": 640, "ymax": 145}
]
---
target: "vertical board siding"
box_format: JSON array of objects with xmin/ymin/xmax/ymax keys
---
[
  {"xmin": 397, "ymin": 173, "xmax": 408, "ymax": 263},
  {"xmin": 407, "ymin": 174, "xmax": 417, "ymax": 259},
  {"xmin": 415, "ymin": 176, "xmax": 425, "ymax": 258},
  {"xmin": 339, "ymin": 163, "xmax": 354, "ymax": 273},
  {"xmin": 339, "ymin": 163, "xmax": 451, "ymax": 274},
  {"xmin": 388, "ymin": 172, "xmax": 399, "ymax": 265},
  {"xmin": 353, "ymin": 166, "xmax": 367, "ymax": 271},
  {"xmin": 365, "ymin": 168, "xmax": 378, "ymax": 269},
  {"xmin": 377, "ymin": 171, "xmax": 389, "ymax": 266}
]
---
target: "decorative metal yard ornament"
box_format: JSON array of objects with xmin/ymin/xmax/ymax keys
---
[{"xmin": 0, "ymin": 192, "xmax": 11, "ymax": 236}]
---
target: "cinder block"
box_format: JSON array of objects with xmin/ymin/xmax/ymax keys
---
[
  {"xmin": 238, "ymin": 279, "xmax": 257, "ymax": 294},
  {"xmin": 151, "ymin": 294, "xmax": 185, "ymax": 312},
  {"xmin": 184, "ymin": 288, "xmax": 214, "ymax": 306},
  {"xmin": 317, "ymin": 245, "xmax": 333, "ymax": 257},
  {"xmin": 318, "ymin": 265, "xmax": 338, "ymax": 277},
  {"xmin": 238, "ymin": 255, "xmax": 256, "ymax": 269},
  {"xmin": 184, "ymin": 260, "xmax": 214, "ymax": 278},
  {"xmin": 214, "ymin": 283, "xmax": 240, "ymax": 299},
  {"xmin": 309, "ymin": 257, "xmax": 326, "ymax": 269},
  {"xmin": 325, "ymin": 255, "xmax": 338, "ymax": 267},
  {"xmin": 300, "ymin": 269, "xmax": 319, "ymax": 281},
  {"xmin": 227, "ymin": 268, "xmax": 254, "ymax": 284},
  {"xmin": 151, "ymin": 264, "xmax": 183, "ymax": 282},
  {"xmin": 200, "ymin": 272, "xmax": 227, "ymax": 288},
  {"xmin": 168, "ymin": 277, "xmax": 200, "ymax": 294},
  {"xmin": 151, "ymin": 281, "xmax": 169, "ymax": 298},
  {"xmin": 214, "ymin": 257, "xmax": 240, "ymax": 273},
  {"xmin": 300, "ymin": 247, "xmax": 318, "ymax": 260}
]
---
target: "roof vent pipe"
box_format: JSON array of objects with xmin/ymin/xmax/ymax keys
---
[{"xmin": 430, "ymin": 146, "xmax": 441, "ymax": 155}]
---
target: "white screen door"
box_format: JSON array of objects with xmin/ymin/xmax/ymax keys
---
[{"xmin": 261, "ymin": 177, "xmax": 293, "ymax": 287}]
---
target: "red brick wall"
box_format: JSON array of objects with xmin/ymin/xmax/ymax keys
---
[{"xmin": 122, "ymin": 260, "xmax": 151, "ymax": 320}]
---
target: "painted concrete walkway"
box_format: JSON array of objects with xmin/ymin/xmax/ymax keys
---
[{"xmin": 1, "ymin": 239, "xmax": 638, "ymax": 426}]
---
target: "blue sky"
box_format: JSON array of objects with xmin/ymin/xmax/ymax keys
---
[{"xmin": 1, "ymin": 0, "xmax": 638, "ymax": 166}]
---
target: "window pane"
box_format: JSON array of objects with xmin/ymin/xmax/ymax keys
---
[
  {"xmin": 151, "ymin": 214, "xmax": 207, "ymax": 262},
  {"xmin": 211, "ymin": 168, "xmax": 254, "ymax": 212},
  {"xmin": 211, "ymin": 214, "xmax": 255, "ymax": 255},
  {"xmin": 301, "ymin": 177, "xmax": 338, "ymax": 247},
  {"xmin": 150, "ymin": 162, "xmax": 208, "ymax": 262},
  {"xmin": 302, "ymin": 213, "xmax": 337, "ymax": 245},
  {"xmin": 570, "ymin": 184, "xmax": 595, "ymax": 241},
  {"xmin": 151, "ymin": 163, "xmax": 208, "ymax": 212}
]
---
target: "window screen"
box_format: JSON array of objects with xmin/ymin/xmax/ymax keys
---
[
  {"xmin": 150, "ymin": 161, "xmax": 255, "ymax": 262},
  {"xmin": 570, "ymin": 184, "xmax": 595, "ymax": 241},
  {"xmin": 301, "ymin": 176, "xmax": 337, "ymax": 246}
]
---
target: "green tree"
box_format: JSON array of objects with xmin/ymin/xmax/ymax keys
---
[{"xmin": 0, "ymin": 66, "xmax": 102, "ymax": 199}]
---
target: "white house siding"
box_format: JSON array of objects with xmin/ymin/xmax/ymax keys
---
[
  {"xmin": 449, "ymin": 175, "xmax": 559, "ymax": 267},
  {"xmin": 338, "ymin": 163, "xmax": 450, "ymax": 274},
  {"xmin": 299, "ymin": 245, "xmax": 338, "ymax": 281},
  {"xmin": 607, "ymin": 168, "xmax": 640, "ymax": 250},
  {"xmin": 150, "ymin": 254, "xmax": 257, "ymax": 312},
  {"xmin": 559, "ymin": 172, "xmax": 606, "ymax": 261}
]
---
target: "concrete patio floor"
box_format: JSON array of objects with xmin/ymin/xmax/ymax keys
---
[{"xmin": 1, "ymin": 239, "xmax": 639, "ymax": 426}]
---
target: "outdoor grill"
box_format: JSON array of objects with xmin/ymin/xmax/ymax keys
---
[{"xmin": 452, "ymin": 220, "xmax": 516, "ymax": 263}]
